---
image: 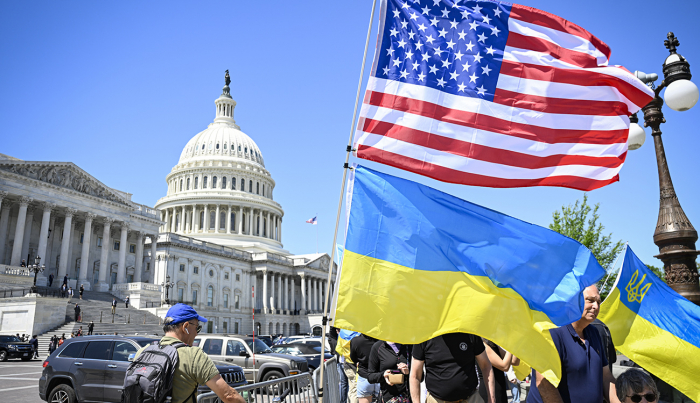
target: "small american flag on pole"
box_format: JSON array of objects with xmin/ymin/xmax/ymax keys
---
[
  {"xmin": 306, "ymin": 216, "xmax": 318, "ymax": 225},
  {"xmin": 354, "ymin": 0, "xmax": 654, "ymax": 191}
]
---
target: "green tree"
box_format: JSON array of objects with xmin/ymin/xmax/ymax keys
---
[
  {"xmin": 549, "ymin": 195, "xmax": 624, "ymax": 299},
  {"xmin": 646, "ymin": 264, "xmax": 665, "ymax": 282}
]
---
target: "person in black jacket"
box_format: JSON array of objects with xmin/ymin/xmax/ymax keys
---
[
  {"xmin": 349, "ymin": 333, "xmax": 378, "ymax": 403},
  {"xmin": 368, "ymin": 341, "xmax": 409, "ymax": 403}
]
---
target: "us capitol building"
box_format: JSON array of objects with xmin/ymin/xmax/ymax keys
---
[{"xmin": 0, "ymin": 72, "xmax": 336, "ymax": 336}]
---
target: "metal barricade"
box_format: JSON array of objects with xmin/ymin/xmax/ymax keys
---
[
  {"xmin": 197, "ymin": 372, "xmax": 318, "ymax": 403},
  {"xmin": 312, "ymin": 356, "xmax": 339, "ymax": 403}
]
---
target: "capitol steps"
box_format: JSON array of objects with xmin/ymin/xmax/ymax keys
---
[{"xmin": 35, "ymin": 290, "xmax": 166, "ymax": 358}]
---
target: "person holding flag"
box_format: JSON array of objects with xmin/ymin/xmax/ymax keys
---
[{"xmin": 526, "ymin": 284, "xmax": 619, "ymax": 403}]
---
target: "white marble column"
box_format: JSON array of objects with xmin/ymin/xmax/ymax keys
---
[
  {"xmin": 262, "ymin": 270, "xmax": 268, "ymax": 311},
  {"xmin": 36, "ymin": 203, "xmax": 54, "ymax": 265},
  {"xmin": 279, "ymin": 218, "xmax": 282, "ymax": 244},
  {"xmin": 0, "ymin": 200, "xmax": 10, "ymax": 264},
  {"xmin": 300, "ymin": 274, "xmax": 306, "ymax": 312},
  {"xmin": 226, "ymin": 205, "xmax": 231, "ymax": 234},
  {"xmin": 248, "ymin": 209, "xmax": 253, "ymax": 236},
  {"xmin": 238, "ymin": 206, "xmax": 243, "ymax": 234},
  {"xmin": 291, "ymin": 276, "xmax": 296, "ymax": 312},
  {"xmin": 284, "ymin": 275, "xmax": 289, "ymax": 311},
  {"xmin": 66, "ymin": 219, "xmax": 77, "ymax": 277},
  {"xmin": 116, "ymin": 223, "xmax": 129, "ymax": 284},
  {"xmin": 57, "ymin": 207, "xmax": 76, "ymax": 278},
  {"xmin": 191, "ymin": 207, "xmax": 196, "ymax": 233},
  {"xmin": 97, "ymin": 218, "xmax": 114, "ymax": 289},
  {"xmin": 203, "ymin": 205, "xmax": 209, "ymax": 232},
  {"xmin": 10, "ymin": 196, "xmax": 32, "ymax": 266},
  {"xmin": 270, "ymin": 273, "xmax": 276, "ymax": 311},
  {"xmin": 78, "ymin": 213, "xmax": 96, "ymax": 289},
  {"xmin": 134, "ymin": 231, "xmax": 144, "ymax": 283},
  {"xmin": 170, "ymin": 208, "xmax": 177, "ymax": 233},
  {"xmin": 180, "ymin": 206, "xmax": 185, "ymax": 233},
  {"xmin": 215, "ymin": 204, "xmax": 221, "ymax": 233},
  {"xmin": 150, "ymin": 234, "xmax": 158, "ymax": 283},
  {"xmin": 277, "ymin": 273, "xmax": 282, "ymax": 311},
  {"xmin": 163, "ymin": 209, "xmax": 169, "ymax": 233},
  {"xmin": 185, "ymin": 207, "xmax": 191, "ymax": 233},
  {"xmin": 20, "ymin": 206, "xmax": 35, "ymax": 264}
]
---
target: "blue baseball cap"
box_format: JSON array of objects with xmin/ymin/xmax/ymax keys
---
[{"xmin": 165, "ymin": 303, "xmax": 208, "ymax": 325}]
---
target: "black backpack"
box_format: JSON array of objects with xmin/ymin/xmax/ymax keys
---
[{"xmin": 122, "ymin": 341, "xmax": 195, "ymax": 403}]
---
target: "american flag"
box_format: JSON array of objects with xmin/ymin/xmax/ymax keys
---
[
  {"xmin": 306, "ymin": 216, "xmax": 318, "ymax": 225},
  {"xmin": 353, "ymin": 0, "xmax": 654, "ymax": 191}
]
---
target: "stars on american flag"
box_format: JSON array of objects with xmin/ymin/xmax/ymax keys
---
[{"xmin": 378, "ymin": 0, "xmax": 509, "ymax": 100}]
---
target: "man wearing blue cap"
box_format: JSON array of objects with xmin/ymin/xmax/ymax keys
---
[{"xmin": 136, "ymin": 303, "xmax": 245, "ymax": 403}]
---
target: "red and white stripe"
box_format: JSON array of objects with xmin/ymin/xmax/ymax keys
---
[{"xmin": 354, "ymin": 3, "xmax": 654, "ymax": 191}]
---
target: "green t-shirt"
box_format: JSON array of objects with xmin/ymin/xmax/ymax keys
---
[{"xmin": 135, "ymin": 336, "xmax": 220, "ymax": 403}]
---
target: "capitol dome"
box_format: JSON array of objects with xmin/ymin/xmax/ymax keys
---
[{"xmin": 155, "ymin": 72, "xmax": 286, "ymax": 254}]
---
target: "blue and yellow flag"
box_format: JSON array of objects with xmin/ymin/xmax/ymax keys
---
[
  {"xmin": 335, "ymin": 329, "xmax": 359, "ymax": 363},
  {"xmin": 599, "ymin": 247, "xmax": 700, "ymax": 401},
  {"xmin": 333, "ymin": 166, "xmax": 606, "ymax": 386}
]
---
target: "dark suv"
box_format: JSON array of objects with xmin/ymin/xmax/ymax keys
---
[
  {"xmin": 39, "ymin": 335, "xmax": 246, "ymax": 403},
  {"xmin": 0, "ymin": 335, "xmax": 33, "ymax": 361}
]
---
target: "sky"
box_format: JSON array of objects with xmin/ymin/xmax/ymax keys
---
[{"xmin": 1, "ymin": 0, "xmax": 700, "ymax": 272}]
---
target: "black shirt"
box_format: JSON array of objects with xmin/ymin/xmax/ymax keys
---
[
  {"xmin": 368, "ymin": 341, "xmax": 408, "ymax": 401},
  {"xmin": 413, "ymin": 333, "xmax": 485, "ymax": 401},
  {"xmin": 349, "ymin": 334, "xmax": 376, "ymax": 379}
]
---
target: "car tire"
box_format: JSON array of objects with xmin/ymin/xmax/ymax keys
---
[
  {"xmin": 0, "ymin": 350, "xmax": 7, "ymax": 362},
  {"xmin": 48, "ymin": 384, "xmax": 76, "ymax": 403},
  {"xmin": 261, "ymin": 370, "xmax": 284, "ymax": 394}
]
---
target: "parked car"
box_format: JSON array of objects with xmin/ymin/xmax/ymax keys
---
[
  {"xmin": 292, "ymin": 337, "xmax": 331, "ymax": 352},
  {"xmin": 246, "ymin": 334, "xmax": 274, "ymax": 347},
  {"xmin": 0, "ymin": 334, "xmax": 34, "ymax": 361},
  {"xmin": 278, "ymin": 335, "xmax": 306, "ymax": 345},
  {"xmin": 271, "ymin": 343, "xmax": 333, "ymax": 372},
  {"xmin": 194, "ymin": 334, "xmax": 308, "ymax": 383},
  {"xmin": 39, "ymin": 335, "xmax": 246, "ymax": 403}
]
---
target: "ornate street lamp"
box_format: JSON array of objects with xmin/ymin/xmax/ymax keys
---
[
  {"xmin": 629, "ymin": 32, "xmax": 700, "ymax": 305},
  {"xmin": 161, "ymin": 274, "xmax": 175, "ymax": 305},
  {"xmin": 28, "ymin": 255, "xmax": 45, "ymax": 294}
]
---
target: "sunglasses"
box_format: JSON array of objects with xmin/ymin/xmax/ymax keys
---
[
  {"xmin": 187, "ymin": 322, "xmax": 203, "ymax": 333},
  {"xmin": 628, "ymin": 394, "xmax": 657, "ymax": 403}
]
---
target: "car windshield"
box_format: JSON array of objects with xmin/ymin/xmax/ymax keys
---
[
  {"xmin": 246, "ymin": 338, "xmax": 272, "ymax": 354},
  {"xmin": 0, "ymin": 336, "xmax": 21, "ymax": 343}
]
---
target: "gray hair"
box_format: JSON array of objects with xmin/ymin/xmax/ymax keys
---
[
  {"xmin": 162, "ymin": 317, "xmax": 180, "ymax": 333},
  {"xmin": 616, "ymin": 368, "xmax": 658, "ymax": 402}
]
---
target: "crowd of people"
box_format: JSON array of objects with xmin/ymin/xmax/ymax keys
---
[{"xmin": 328, "ymin": 285, "xmax": 662, "ymax": 403}]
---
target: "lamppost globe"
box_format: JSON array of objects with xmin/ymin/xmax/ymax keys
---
[
  {"xmin": 664, "ymin": 79, "xmax": 699, "ymax": 111},
  {"xmin": 627, "ymin": 118, "xmax": 646, "ymax": 150}
]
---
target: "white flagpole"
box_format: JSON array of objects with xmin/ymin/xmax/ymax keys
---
[{"xmin": 318, "ymin": 0, "xmax": 378, "ymax": 400}]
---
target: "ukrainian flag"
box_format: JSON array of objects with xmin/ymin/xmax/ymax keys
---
[
  {"xmin": 333, "ymin": 166, "xmax": 606, "ymax": 386},
  {"xmin": 335, "ymin": 329, "xmax": 360, "ymax": 363},
  {"xmin": 599, "ymin": 247, "xmax": 700, "ymax": 401}
]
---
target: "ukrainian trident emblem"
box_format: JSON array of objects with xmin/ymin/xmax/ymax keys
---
[{"xmin": 625, "ymin": 270, "xmax": 651, "ymax": 303}]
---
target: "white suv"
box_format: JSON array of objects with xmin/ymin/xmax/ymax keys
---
[{"xmin": 194, "ymin": 334, "xmax": 309, "ymax": 383}]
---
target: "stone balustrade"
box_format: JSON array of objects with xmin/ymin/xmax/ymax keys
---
[{"xmin": 2, "ymin": 265, "xmax": 32, "ymax": 277}]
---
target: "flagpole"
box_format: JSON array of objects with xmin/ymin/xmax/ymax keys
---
[{"xmin": 318, "ymin": 0, "xmax": 378, "ymax": 399}]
